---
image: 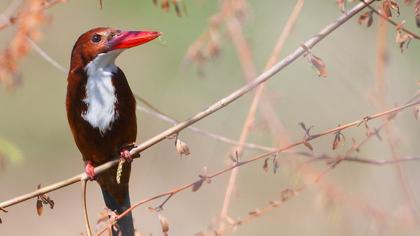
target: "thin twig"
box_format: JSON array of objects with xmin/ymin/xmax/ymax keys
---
[
  {"xmin": 299, "ymin": 152, "xmax": 420, "ymax": 165},
  {"xmin": 82, "ymin": 180, "xmax": 93, "ymax": 236},
  {"xmin": 27, "ymin": 37, "xmax": 67, "ymax": 73}
]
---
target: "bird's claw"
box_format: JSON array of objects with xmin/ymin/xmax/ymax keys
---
[
  {"xmin": 84, "ymin": 161, "xmax": 96, "ymax": 180},
  {"xmin": 120, "ymin": 149, "xmax": 133, "ymax": 162},
  {"xmin": 119, "ymin": 143, "xmax": 139, "ymax": 163}
]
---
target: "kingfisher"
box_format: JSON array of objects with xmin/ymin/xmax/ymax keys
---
[{"xmin": 66, "ymin": 27, "xmax": 160, "ymax": 236}]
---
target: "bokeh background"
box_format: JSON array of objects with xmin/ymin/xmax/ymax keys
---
[{"xmin": 1, "ymin": 0, "xmax": 420, "ymax": 235}]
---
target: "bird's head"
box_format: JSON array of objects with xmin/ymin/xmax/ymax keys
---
[{"xmin": 69, "ymin": 27, "xmax": 161, "ymax": 71}]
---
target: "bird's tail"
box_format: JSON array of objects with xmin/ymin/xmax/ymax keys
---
[{"xmin": 101, "ymin": 188, "xmax": 134, "ymax": 236}]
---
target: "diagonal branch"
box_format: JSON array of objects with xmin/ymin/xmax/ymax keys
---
[{"xmin": 96, "ymin": 98, "xmax": 419, "ymax": 235}]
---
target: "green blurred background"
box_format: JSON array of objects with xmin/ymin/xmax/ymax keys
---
[{"xmin": 1, "ymin": 0, "xmax": 420, "ymax": 235}]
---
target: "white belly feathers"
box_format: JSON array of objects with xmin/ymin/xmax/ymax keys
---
[{"xmin": 82, "ymin": 50, "xmax": 123, "ymax": 134}]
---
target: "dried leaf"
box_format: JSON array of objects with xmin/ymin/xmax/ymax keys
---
[
  {"xmin": 36, "ymin": 198, "xmax": 43, "ymax": 216},
  {"xmin": 358, "ymin": 11, "xmax": 374, "ymax": 27},
  {"xmin": 383, "ymin": 0, "xmax": 400, "ymax": 18},
  {"xmin": 415, "ymin": 0, "xmax": 420, "ymax": 27},
  {"xmin": 396, "ymin": 29, "xmax": 414, "ymax": 52},
  {"xmin": 158, "ymin": 214, "xmax": 169, "ymax": 235},
  {"xmin": 281, "ymin": 188, "xmax": 295, "ymax": 202},
  {"xmin": 192, "ymin": 178, "xmax": 204, "ymax": 192},
  {"xmin": 35, "ymin": 184, "xmax": 54, "ymax": 215},
  {"xmin": 161, "ymin": 0, "xmax": 170, "ymax": 11},
  {"xmin": 390, "ymin": 0, "xmax": 400, "ymax": 16},
  {"xmin": 414, "ymin": 106, "xmax": 419, "ymax": 120},
  {"xmin": 303, "ymin": 141, "xmax": 314, "ymax": 151},
  {"xmin": 272, "ymin": 157, "xmax": 280, "ymax": 174},
  {"xmin": 299, "ymin": 122, "xmax": 314, "ymax": 151},
  {"xmin": 383, "ymin": 0, "xmax": 393, "ymax": 17},
  {"xmin": 269, "ymin": 200, "xmax": 280, "ymax": 208},
  {"xmin": 262, "ymin": 158, "xmax": 269, "ymax": 172},
  {"xmin": 175, "ymin": 138, "xmax": 191, "ymax": 156},
  {"xmin": 306, "ymin": 53, "xmax": 328, "ymax": 78},
  {"xmin": 248, "ymin": 209, "xmax": 261, "ymax": 217},
  {"xmin": 332, "ymin": 131, "xmax": 345, "ymax": 150}
]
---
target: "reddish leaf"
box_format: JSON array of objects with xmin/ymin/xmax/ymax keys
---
[
  {"xmin": 383, "ymin": 0, "xmax": 393, "ymax": 18},
  {"xmin": 358, "ymin": 11, "xmax": 374, "ymax": 27},
  {"xmin": 262, "ymin": 158, "xmax": 269, "ymax": 172},
  {"xmin": 332, "ymin": 132, "xmax": 345, "ymax": 150}
]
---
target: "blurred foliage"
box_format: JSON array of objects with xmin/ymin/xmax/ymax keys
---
[{"xmin": 0, "ymin": 137, "xmax": 23, "ymax": 166}]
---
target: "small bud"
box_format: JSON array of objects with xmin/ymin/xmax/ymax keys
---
[{"xmin": 175, "ymin": 138, "xmax": 191, "ymax": 156}]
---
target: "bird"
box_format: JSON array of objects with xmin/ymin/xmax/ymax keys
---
[{"xmin": 66, "ymin": 27, "xmax": 160, "ymax": 236}]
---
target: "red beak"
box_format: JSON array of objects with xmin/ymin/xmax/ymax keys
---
[{"xmin": 108, "ymin": 30, "xmax": 161, "ymax": 50}]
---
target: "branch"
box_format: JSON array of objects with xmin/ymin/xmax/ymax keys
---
[
  {"xmin": 95, "ymin": 97, "xmax": 419, "ymax": 235},
  {"xmin": 81, "ymin": 180, "xmax": 93, "ymax": 236},
  {"xmin": 218, "ymin": 0, "xmax": 304, "ymax": 230},
  {"xmin": 360, "ymin": 0, "xmax": 420, "ymax": 40},
  {"xmin": 300, "ymin": 152, "xmax": 420, "ymax": 165}
]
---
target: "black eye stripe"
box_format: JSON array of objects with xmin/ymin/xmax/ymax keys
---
[{"xmin": 91, "ymin": 34, "xmax": 102, "ymax": 43}]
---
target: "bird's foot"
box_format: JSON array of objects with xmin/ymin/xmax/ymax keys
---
[
  {"xmin": 84, "ymin": 161, "xmax": 96, "ymax": 180},
  {"xmin": 119, "ymin": 143, "xmax": 139, "ymax": 163},
  {"xmin": 120, "ymin": 149, "xmax": 132, "ymax": 163}
]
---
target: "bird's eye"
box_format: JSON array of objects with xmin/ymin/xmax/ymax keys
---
[{"xmin": 91, "ymin": 34, "xmax": 102, "ymax": 43}]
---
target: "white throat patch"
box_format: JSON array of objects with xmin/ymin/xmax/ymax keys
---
[{"xmin": 82, "ymin": 50, "xmax": 123, "ymax": 134}]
